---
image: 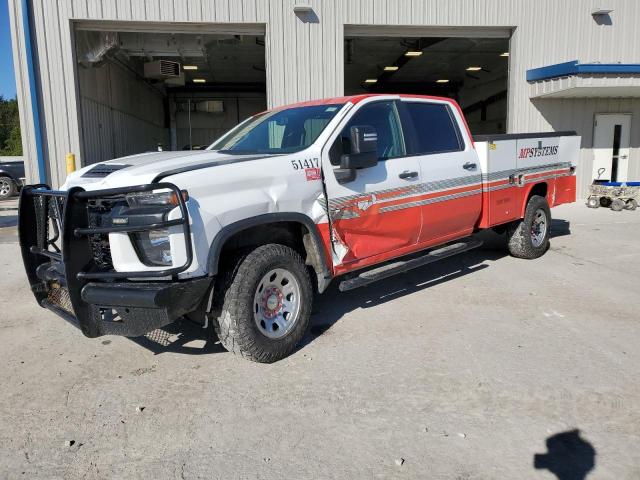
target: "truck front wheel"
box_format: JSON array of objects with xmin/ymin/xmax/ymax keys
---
[
  {"xmin": 214, "ymin": 244, "xmax": 313, "ymax": 363},
  {"xmin": 506, "ymin": 195, "xmax": 551, "ymax": 259}
]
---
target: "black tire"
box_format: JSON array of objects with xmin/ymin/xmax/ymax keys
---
[
  {"xmin": 214, "ymin": 244, "xmax": 313, "ymax": 363},
  {"xmin": 600, "ymin": 197, "xmax": 612, "ymax": 208},
  {"xmin": 586, "ymin": 196, "xmax": 599, "ymax": 209},
  {"xmin": 0, "ymin": 176, "xmax": 17, "ymax": 200},
  {"xmin": 611, "ymin": 199, "xmax": 625, "ymax": 212},
  {"xmin": 506, "ymin": 195, "xmax": 551, "ymax": 259},
  {"xmin": 624, "ymin": 199, "xmax": 637, "ymax": 211}
]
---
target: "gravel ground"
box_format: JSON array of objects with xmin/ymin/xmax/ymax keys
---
[{"xmin": 0, "ymin": 201, "xmax": 639, "ymax": 479}]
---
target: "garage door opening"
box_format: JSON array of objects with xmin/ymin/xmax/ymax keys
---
[
  {"xmin": 344, "ymin": 35, "xmax": 510, "ymax": 134},
  {"xmin": 74, "ymin": 27, "xmax": 266, "ymax": 164}
]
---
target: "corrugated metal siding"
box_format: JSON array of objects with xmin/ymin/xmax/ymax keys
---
[
  {"xmin": 6, "ymin": 0, "xmax": 38, "ymax": 182},
  {"xmin": 532, "ymin": 98, "xmax": 640, "ymax": 198},
  {"xmin": 80, "ymin": 98, "xmax": 168, "ymax": 163},
  {"xmin": 78, "ymin": 60, "xmax": 167, "ymax": 163},
  {"xmin": 9, "ymin": 0, "xmax": 640, "ymax": 191},
  {"xmin": 173, "ymin": 96, "xmax": 267, "ymax": 148}
]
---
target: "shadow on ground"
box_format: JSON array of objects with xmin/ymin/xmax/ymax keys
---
[
  {"xmin": 0, "ymin": 199, "xmax": 19, "ymax": 230},
  {"xmin": 127, "ymin": 219, "xmax": 569, "ymax": 355},
  {"xmin": 534, "ymin": 429, "xmax": 596, "ymax": 480},
  {"xmin": 304, "ymin": 218, "xmax": 569, "ymax": 346},
  {"xmin": 128, "ymin": 317, "xmax": 225, "ymax": 355},
  {"xmin": 550, "ymin": 218, "xmax": 571, "ymax": 238},
  {"xmin": 0, "ymin": 215, "xmax": 17, "ymax": 228}
]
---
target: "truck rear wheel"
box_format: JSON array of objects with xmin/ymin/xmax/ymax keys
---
[
  {"xmin": 214, "ymin": 244, "xmax": 313, "ymax": 363},
  {"xmin": 506, "ymin": 195, "xmax": 551, "ymax": 259}
]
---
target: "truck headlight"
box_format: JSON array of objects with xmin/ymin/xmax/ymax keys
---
[
  {"xmin": 131, "ymin": 228, "xmax": 172, "ymax": 266},
  {"xmin": 125, "ymin": 190, "xmax": 188, "ymax": 208},
  {"xmin": 124, "ymin": 189, "xmax": 188, "ymax": 267}
]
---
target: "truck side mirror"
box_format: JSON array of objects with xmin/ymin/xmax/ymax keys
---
[{"xmin": 335, "ymin": 125, "xmax": 378, "ymax": 184}]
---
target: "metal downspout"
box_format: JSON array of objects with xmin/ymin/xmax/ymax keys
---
[{"xmin": 21, "ymin": 0, "xmax": 46, "ymax": 183}]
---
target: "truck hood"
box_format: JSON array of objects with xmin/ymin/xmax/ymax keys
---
[{"xmin": 63, "ymin": 150, "xmax": 273, "ymax": 190}]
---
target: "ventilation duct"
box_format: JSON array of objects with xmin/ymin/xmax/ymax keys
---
[
  {"xmin": 144, "ymin": 60, "xmax": 181, "ymax": 79},
  {"xmin": 76, "ymin": 31, "xmax": 119, "ymax": 67}
]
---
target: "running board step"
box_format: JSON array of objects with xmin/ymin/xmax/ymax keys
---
[{"xmin": 338, "ymin": 238, "xmax": 483, "ymax": 292}]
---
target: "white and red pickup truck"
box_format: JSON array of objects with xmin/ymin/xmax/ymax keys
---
[{"xmin": 19, "ymin": 94, "xmax": 579, "ymax": 362}]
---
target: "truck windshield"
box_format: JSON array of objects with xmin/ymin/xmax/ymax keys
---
[{"xmin": 210, "ymin": 104, "xmax": 344, "ymax": 154}]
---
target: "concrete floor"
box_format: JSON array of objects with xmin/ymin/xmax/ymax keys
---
[{"xmin": 0, "ymin": 200, "xmax": 639, "ymax": 479}]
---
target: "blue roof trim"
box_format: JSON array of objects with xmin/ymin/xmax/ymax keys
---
[{"xmin": 527, "ymin": 60, "xmax": 640, "ymax": 82}]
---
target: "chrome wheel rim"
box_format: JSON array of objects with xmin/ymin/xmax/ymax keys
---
[
  {"xmin": 531, "ymin": 208, "xmax": 547, "ymax": 247},
  {"xmin": 253, "ymin": 268, "xmax": 301, "ymax": 339},
  {"xmin": 0, "ymin": 179, "xmax": 10, "ymax": 197}
]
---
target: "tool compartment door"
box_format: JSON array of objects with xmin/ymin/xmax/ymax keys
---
[
  {"xmin": 516, "ymin": 137, "xmax": 562, "ymax": 175},
  {"xmin": 478, "ymin": 139, "xmax": 521, "ymax": 226},
  {"xmin": 553, "ymin": 135, "xmax": 579, "ymax": 206},
  {"xmin": 516, "ymin": 136, "xmax": 562, "ymax": 207}
]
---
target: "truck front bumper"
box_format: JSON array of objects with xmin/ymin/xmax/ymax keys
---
[
  {"xmin": 19, "ymin": 183, "xmax": 211, "ymax": 338},
  {"xmin": 43, "ymin": 275, "xmax": 212, "ymax": 337}
]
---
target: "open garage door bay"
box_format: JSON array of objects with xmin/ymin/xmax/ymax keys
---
[
  {"xmin": 74, "ymin": 23, "xmax": 267, "ymax": 164},
  {"xmin": 72, "ymin": 22, "xmax": 512, "ymax": 164},
  {"xmin": 344, "ymin": 26, "xmax": 512, "ymax": 135}
]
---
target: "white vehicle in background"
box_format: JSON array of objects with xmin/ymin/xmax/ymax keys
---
[{"xmin": 19, "ymin": 94, "xmax": 579, "ymax": 362}]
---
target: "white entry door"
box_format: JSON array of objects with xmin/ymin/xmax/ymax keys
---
[{"xmin": 593, "ymin": 114, "xmax": 632, "ymax": 182}]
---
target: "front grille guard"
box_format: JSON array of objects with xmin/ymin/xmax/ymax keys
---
[{"xmin": 19, "ymin": 183, "xmax": 193, "ymax": 337}]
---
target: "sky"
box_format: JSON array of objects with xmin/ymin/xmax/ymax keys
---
[{"xmin": 0, "ymin": 0, "xmax": 17, "ymax": 99}]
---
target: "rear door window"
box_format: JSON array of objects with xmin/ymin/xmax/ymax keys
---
[{"xmin": 404, "ymin": 102, "xmax": 463, "ymax": 155}]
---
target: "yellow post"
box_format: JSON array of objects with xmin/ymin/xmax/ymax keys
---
[{"xmin": 66, "ymin": 153, "xmax": 76, "ymax": 174}]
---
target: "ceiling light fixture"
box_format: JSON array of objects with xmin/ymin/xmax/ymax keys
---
[
  {"xmin": 193, "ymin": 78, "xmax": 206, "ymax": 83},
  {"xmin": 436, "ymin": 79, "xmax": 449, "ymax": 84},
  {"xmin": 500, "ymin": 52, "xmax": 509, "ymax": 57},
  {"xmin": 466, "ymin": 66, "xmax": 482, "ymax": 71},
  {"xmin": 384, "ymin": 66, "xmax": 399, "ymax": 71},
  {"xmin": 364, "ymin": 79, "xmax": 378, "ymax": 84},
  {"xmin": 183, "ymin": 65, "xmax": 198, "ymax": 70},
  {"xmin": 405, "ymin": 51, "xmax": 423, "ymax": 57}
]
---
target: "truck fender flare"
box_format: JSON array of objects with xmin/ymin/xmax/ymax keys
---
[
  {"xmin": 206, "ymin": 213, "xmax": 333, "ymax": 290},
  {"xmin": 0, "ymin": 168, "xmax": 17, "ymax": 180},
  {"xmin": 520, "ymin": 181, "xmax": 550, "ymax": 217}
]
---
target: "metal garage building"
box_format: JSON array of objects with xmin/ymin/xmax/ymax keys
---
[{"xmin": 8, "ymin": 0, "xmax": 640, "ymax": 198}]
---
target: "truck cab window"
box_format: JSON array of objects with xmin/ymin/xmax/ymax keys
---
[
  {"xmin": 338, "ymin": 101, "xmax": 406, "ymax": 162},
  {"xmin": 404, "ymin": 102, "xmax": 463, "ymax": 155}
]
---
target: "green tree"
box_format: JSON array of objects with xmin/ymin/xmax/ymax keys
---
[
  {"xmin": 4, "ymin": 124, "xmax": 22, "ymax": 155},
  {"xmin": 0, "ymin": 96, "xmax": 22, "ymax": 156}
]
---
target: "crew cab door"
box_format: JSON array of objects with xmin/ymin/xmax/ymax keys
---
[
  {"xmin": 322, "ymin": 99, "xmax": 422, "ymax": 265},
  {"xmin": 399, "ymin": 99, "xmax": 482, "ymax": 244}
]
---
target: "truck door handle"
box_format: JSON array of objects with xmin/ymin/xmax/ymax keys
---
[
  {"xmin": 399, "ymin": 171, "xmax": 419, "ymax": 180},
  {"xmin": 463, "ymin": 162, "xmax": 477, "ymax": 170}
]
